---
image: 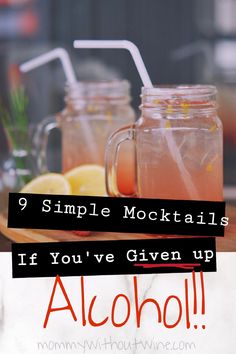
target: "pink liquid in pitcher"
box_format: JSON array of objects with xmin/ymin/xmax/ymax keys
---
[
  {"xmin": 61, "ymin": 118, "xmax": 135, "ymax": 196},
  {"xmin": 136, "ymin": 123, "xmax": 223, "ymax": 201}
]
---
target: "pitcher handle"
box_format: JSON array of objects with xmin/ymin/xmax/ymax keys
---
[
  {"xmin": 105, "ymin": 124, "xmax": 136, "ymax": 197},
  {"xmin": 33, "ymin": 116, "xmax": 59, "ymax": 173}
]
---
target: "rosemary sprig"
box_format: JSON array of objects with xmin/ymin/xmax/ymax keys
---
[
  {"xmin": 10, "ymin": 86, "xmax": 29, "ymax": 136},
  {"xmin": 0, "ymin": 104, "xmax": 11, "ymax": 134},
  {"xmin": 0, "ymin": 86, "xmax": 32, "ymax": 186}
]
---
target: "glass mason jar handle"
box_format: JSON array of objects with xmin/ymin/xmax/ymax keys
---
[
  {"xmin": 105, "ymin": 124, "xmax": 136, "ymax": 197},
  {"xmin": 33, "ymin": 116, "xmax": 59, "ymax": 173}
]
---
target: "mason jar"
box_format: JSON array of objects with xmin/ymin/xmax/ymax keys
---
[
  {"xmin": 106, "ymin": 85, "xmax": 223, "ymax": 201},
  {"xmin": 36, "ymin": 80, "xmax": 136, "ymax": 195}
]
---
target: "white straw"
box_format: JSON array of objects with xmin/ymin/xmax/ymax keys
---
[
  {"xmin": 74, "ymin": 40, "xmax": 199, "ymax": 199},
  {"xmin": 20, "ymin": 48, "xmax": 99, "ymax": 162},
  {"xmin": 73, "ymin": 40, "xmax": 152, "ymax": 87},
  {"xmin": 20, "ymin": 48, "xmax": 77, "ymax": 83}
]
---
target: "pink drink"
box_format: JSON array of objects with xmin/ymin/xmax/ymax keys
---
[
  {"xmin": 137, "ymin": 123, "xmax": 223, "ymax": 201},
  {"xmin": 106, "ymin": 85, "xmax": 223, "ymax": 201},
  {"xmin": 59, "ymin": 116, "xmax": 135, "ymax": 196},
  {"xmin": 38, "ymin": 81, "xmax": 135, "ymax": 195}
]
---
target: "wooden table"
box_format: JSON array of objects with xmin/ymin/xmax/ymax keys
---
[{"xmin": 0, "ymin": 203, "xmax": 236, "ymax": 252}]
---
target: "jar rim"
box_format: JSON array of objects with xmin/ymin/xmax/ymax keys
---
[
  {"xmin": 140, "ymin": 85, "xmax": 218, "ymax": 115},
  {"xmin": 65, "ymin": 80, "xmax": 130, "ymax": 98},
  {"xmin": 141, "ymin": 85, "xmax": 217, "ymax": 98}
]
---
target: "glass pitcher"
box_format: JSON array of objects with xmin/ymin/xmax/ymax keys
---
[
  {"xmin": 106, "ymin": 85, "xmax": 223, "ymax": 201},
  {"xmin": 36, "ymin": 80, "xmax": 135, "ymax": 195}
]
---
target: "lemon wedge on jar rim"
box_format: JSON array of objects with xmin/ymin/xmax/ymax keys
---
[
  {"xmin": 20, "ymin": 173, "xmax": 71, "ymax": 195},
  {"xmin": 64, "ymin": 164, "xmax": 106, "ymax": 196}
]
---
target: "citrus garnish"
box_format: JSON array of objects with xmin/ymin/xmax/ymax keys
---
[
  {"xmin": 165, "ymin": 120, "xmax": 171, "ymax": 128},
  {"xmin": 206, "ymin": 163, "xmax": 213, "ymax": 173},
  {"xmin": 210, "ymin": 124, "xmax": 217, "ymax": 133},
  {"xmin": 181, "ymin": 102, "xmax": 190, "ymax": 116},
  {"xmin": 166, "ymin": 105, "xmax": 173, "ymax": 114},
  {"xmin": 20, "ymin": 173, "xmax": 71, "ymax": 194},
  {"xmin": 64, "ymin": 164, "xmax": 106, "ymax": 196}
]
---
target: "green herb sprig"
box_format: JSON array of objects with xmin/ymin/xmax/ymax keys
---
[{"xmin": 0, "ymin": 86, "xmax": 32, "ymax": 186}]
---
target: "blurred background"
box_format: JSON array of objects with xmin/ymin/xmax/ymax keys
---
[{"xmin": 0, "ymin": 0, "xmax": 236, "ymax": 186}]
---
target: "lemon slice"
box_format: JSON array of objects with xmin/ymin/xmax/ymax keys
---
[
  {"xmin": 20, "ymin": 173, "xmax": 71, "ymax": 194},
  {"xmin": 64, "ymin": 164, "xmax": 106, "ymax": 196}
]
